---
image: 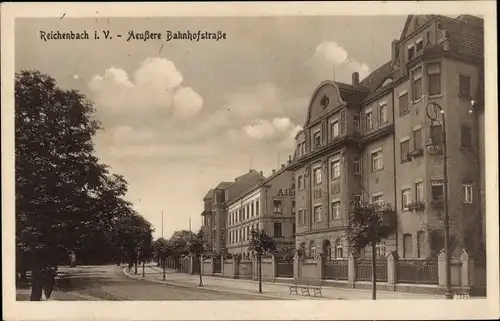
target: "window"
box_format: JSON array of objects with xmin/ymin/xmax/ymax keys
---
[
  {"xmin": 353, "ymin": 156, "xmax": 361, "ymax": 174},
  {"xmin": 273, "ymin": 200, "xmax": 282, "ymax": 214},
  {"xmin": 413, "ymin": 128, "xmax": 423, "ymax": 150},
  {"xmin": 376, "ymin": 241, "xmax": 386, "ymax": 258},
  {"xmin": 301, "ymin": 142, "xmax": 306, "ymax": 155},
  {"xmin": 303, "ymin": 209, "xmax": 308, "ymax": 225},
  {"xmin": 403, "ymin": 234, "xmax": 413, "ymax": 258},
  {"xmin": 309, "ymin": 241, "xmax": 316, "ymax": 257},
  {"xmin": 461, "ymin": 125, "xmax": 472, "ymax": 148},
  {"xmin": 416, "ymin": 182, "xmax": 424, "ymax": 202},
  {"xmin": 408, "ymin": 44, "xmax": 415, "ymax": 60},
  {"xmin": 246, "ymin": 205, "xmax": 250, "ymax": 219},
  {"xmin": 335, "ymin": 239, "xmax": 344, "ymax": 259},
  {"xmin": 365, "ymin": 110, "xmax": 373, "ymax": 131},
  {"xmin": 372, "ymin": 195, "xmax": 384, "ymax": 206},
  {"xmin": 428, "ymin": 63, "xmax": 441, "ymax": 96},
  {"xmin": 313, "ymin": 131, "xmax": 321, "ymax": 147},
  {"xmin": 341, "ymin": 111, "xmax": 346, "ymax": 134},
  {"xmin": 413, "ymin": 67, "xmax": 423, "ymax": 101},
  {"xmin": 298, "ymin": 209, "xmax": 304, "ymax": 226},
  {"xmin": 379, "ymin": 103, "xmax": 388, "ymax": 124},
  {"xmin": 431, "ymin": 180, "xmax": 444, "ymax": 201},
  {"xmin": 274, "ymin": 223, "xmax": 282, "ymax": 238},
  {"xmin": 430, "ymin": 124, "xmax": 443, "ymax": 145},
  {"xmin": 416, "ymin": 38, "xmax": 423, "ymax": 52},
  {"xmin": 330, "ymin": 160, "xmax": 340, "ymax": 179},
  {"xmin": 313, "ymin": 167, "xmax": 322, "ymax": 184},
  {"xmin": 314, "ymin": 205, "xmax": 322, "ymax": 223},
  {"xmin": 353, "ymin": 114, "xmax": 360, "ymax": 133},
  {"xmin": 402, "ymin": 189, "xmax": 412, "ymax": 210},
  {"xmin": 400, "ymin": 140, "xmax": 410, "ymax": 162},
  {"xmin": 371, "ymin": 151, "xmax": 383, "ymax": 171},
  {"xmin": 331, "ymin": 201, "xmax": 341, "ymax": 220},
  {"xmin": 331, "ymin": 120, "xmax": 339, "ymax": 138},
  {"xmin": 459, "ymin": 74, "xmax": 471, "ymax": 97},
  {"xmin": 292, "ymin": 223, "xmax": 296, "ymax": 236},
  {"xmin": 399, "ymin": 93, "xmax": 409, "ymax": 115},
  {"xmin": 247, "ymin": 226, "xmax": 250, "ymax": 240},
  {"xmin": 256, "ymin": 199, "xmax": 259, "ymax": 215},
  {"xmin": 463, "ymin": 184, "xmax": 473, "ymax": 203},
  {"xmin": 416, "ymin": 231, "xmax": 425, "ymax": 258},
  {"xmin": 251, "ymin": 202, "xmax": 254, "ymax": 217},
  {"xmin": 298, "ymin": 175, "xmax": 303, "ymax": 190},
  {"xmin": 292, "ymin": 200, "xmax": 296, "ymax": 214}
]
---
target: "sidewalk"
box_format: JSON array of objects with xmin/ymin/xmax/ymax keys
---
[{"xmin": 127, "ymin": 265, "xmax": 443, "ymax": 300}]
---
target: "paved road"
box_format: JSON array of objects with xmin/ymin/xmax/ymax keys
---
[{"xmin": 54, "ymin": 265, "xmax": 278, "ymax": 300}]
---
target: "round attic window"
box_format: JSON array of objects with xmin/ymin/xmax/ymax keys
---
[{"xmin": 320, "ymin": 95, "xmax": 330, "ymax": 108}]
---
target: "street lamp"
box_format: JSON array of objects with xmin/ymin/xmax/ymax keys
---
[{"xmin": 425, "ymin": 101, "xmax": 453, "ymax": 300}]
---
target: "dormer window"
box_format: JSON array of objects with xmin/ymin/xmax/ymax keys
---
[
  {"xmin": 381, "ymin": 78, "xmax": 393, "ymax": 88},
  {"xmin": 408, "ymin": 44, "xmax": 415, "ymax": 61},
  {"xmin": 416, "ymin": 38, "xmax": 424, "ymax": 52},
  {"xmin": 313, "ymin": 131, "xmax": 321, "ymax": 147}
]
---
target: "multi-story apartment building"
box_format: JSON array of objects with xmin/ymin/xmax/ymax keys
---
[
  {"xmin": 289, "ymin": 14, "xmax": 485, "ymax": 260},
  {"xmin": 201, "ymin": 170, "xmax": 265, "ymax": 254},
  {"xmin": 226, "ymin": 160, "xmax": 296, "ymax": 256}
]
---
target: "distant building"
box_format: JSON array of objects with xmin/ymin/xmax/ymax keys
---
[
  {"xmin": 226, "ymin": 159, "xmax": 296, "ymax": 256},
  {"xmin": 289, "ymin": 14, "xmax": 485, "ymax": 260},
  {"xmin": 201, "ymin": 170, "xmax": 265, "ymax": 254}
]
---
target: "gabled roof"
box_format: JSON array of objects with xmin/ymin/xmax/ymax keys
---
[
  {"xmin": 203, "ymin": 189, "xmax": 214, "ymax": 200},
  {"xmin": 215, "ymin": 182, "xmax": 233, "ymax": 190}
]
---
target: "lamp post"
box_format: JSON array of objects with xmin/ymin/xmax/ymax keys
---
[{"xmin": 425, "ymin": 101, "xmax": 453, "ymax": 300}]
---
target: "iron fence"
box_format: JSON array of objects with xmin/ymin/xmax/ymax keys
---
[
  {"xmin": 323, "ymin": 260, "xmax": 348, "ymax": 280},
  {"xmin": 356, "ymin": 259, "xmax": 388, "ymax": 282},
  {"xmin": 396, "ymin": 259, "xmax": 438, "ymax": 284},
  {"xmin": 213, "ymin": 257, "xmax": 222, "ymax": 274},
  {"xmin": 276, "ymin": 259, "xmax": 294, "ymax": 278}
]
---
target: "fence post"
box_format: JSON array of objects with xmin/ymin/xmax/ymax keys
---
[
  {"xmin": 386, "ymin": 251, "xmax": 398, "ymax": 291},
  {"xmin": 437, "ymin": 249, "xmax": 448, "ymax": 287},
  {"xmin": 348, "ymin": 252, "xmax": 356, "ymax": 288},
  {"xmin": 293, "ymin": 252, "xmax": 300, "ymax": 280},
  {"xmin": 315, "ymin": 253, "xmax": 323, "ymax": 280},
  {"xmin": 233, "ymin": 256, "xmax": 240, "ymax": 279},
  {"xmin": 221, "ymin": 256, "xmax": 225, "ymax": 275},
  {"xmin": 460, "ymin": 249, "xmax": 474, "ymax": 294},
  {"xmin": 271, "ymin": 255, "xmax": 276, "ymax": 282}
]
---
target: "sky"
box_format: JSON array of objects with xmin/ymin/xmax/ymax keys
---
[{"xmin": 15, "ymin": 16, "xmax": 406, "ymax": 239}]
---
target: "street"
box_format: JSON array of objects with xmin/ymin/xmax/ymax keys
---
[{"xmin": 23, "ymin": 265, "xmax": 280, "ymax": 300}]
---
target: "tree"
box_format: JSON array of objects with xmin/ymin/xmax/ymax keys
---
[
  {"xmin": 248, "ymin": 229, "xmax": 276, "ymax": 293},
  {"xmin": 15, "ymin": 70, "xmax": 141, "ymax": 300},
  {"xmin": 346, "ymin": 197, "xmax": 396, "ymax": 300},
  {"xmin": 153, "ymin": 238, "xmax": 172, "ymax": 280},
  {"xmin": 188, "ymin": 229, "xmax": 206, "ymax": 287}
]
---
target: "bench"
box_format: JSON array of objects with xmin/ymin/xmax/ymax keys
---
[{"xmin": 288, "ymin": 280, "xmax": 323, "ymax": 297}]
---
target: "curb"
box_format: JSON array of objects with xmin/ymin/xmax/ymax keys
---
[{"xmin": 121, "ymin": 267, "xmax": 307, "ymax": 300}]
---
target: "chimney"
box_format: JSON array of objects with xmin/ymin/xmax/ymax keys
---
[
  {"xmin": 249, "ymin": 169, "xmax": 252, "ymax": 173},
  {"xmin": 391, "ymin": 39, "xmax": 399, "ymax": 62},
  {"xmin": 352, "ymin": 72, "xmax": 359, "ymax": 85},
  {"xmin": 287, "ymin": 155, "xmax": 292, "ymax": 165},
  {"xmin": 281, "ymin": 164, "xmax": 285, "ymax": 169},
  {"xmin": 272, "ymin": 170, "xmax": 276, "ymax": 174},
  {"xmin": 260, "ymin": 170, "xmax": 263, "ymax": 176}
]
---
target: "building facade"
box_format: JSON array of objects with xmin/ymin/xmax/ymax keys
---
[
  {"xmin": 226, "ymin": 162, "xmax": 296, "ymax": 256},
  {"xmin": 290, "ymin": 14, "xmax": 485, "ymax": 261},
  {"xmin": 201, "ymin": 170, "xmax": 265, "ymax": 254}
]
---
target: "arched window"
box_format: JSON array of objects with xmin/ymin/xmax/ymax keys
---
[
  {"xmin": 403, "ymin": 233, "xmax": 413, "ymax": 258},
  {"xmin": 323, "ymin": 240, "xmax": 332, "ymax": 261},
  {"xmin": 334, "ymin": 239, "xmax": 344, "ymax": 259},
  {"xmin": 376, "ymin": 241, "xmax": 386, "ymax": 258}
]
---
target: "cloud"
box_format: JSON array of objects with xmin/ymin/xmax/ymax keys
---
[
  {"xmin": 242, "ymin": 117, "xmax": 303, "ymax": 151},
  {"xmin": 88, "ymin": 57, "xmax": 203, "ymax": 119},
  {"xmin": 307, "ymin": 41, "xmax": 371, "ymax": 83}
]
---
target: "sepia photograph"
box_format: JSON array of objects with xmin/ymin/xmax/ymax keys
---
[{"xmin": 2, "ymin": 2, "xmax": 498, "ymax": 320}]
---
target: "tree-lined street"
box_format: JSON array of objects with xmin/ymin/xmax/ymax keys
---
[{"xmin": 17, "ymin": 265, "xmax": 283, "ymax": 301}]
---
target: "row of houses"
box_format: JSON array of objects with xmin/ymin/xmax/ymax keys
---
[{"xmin": 200, "ymin": 14, "xmax": 486, "ymax": 264}]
